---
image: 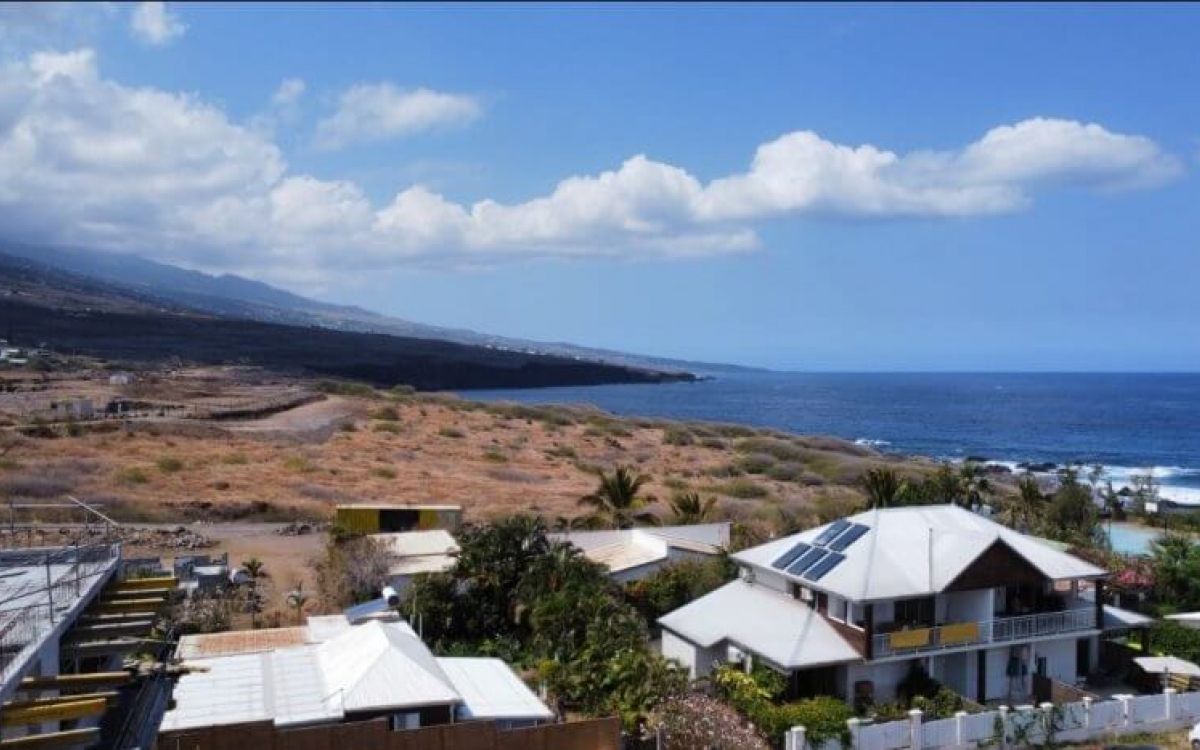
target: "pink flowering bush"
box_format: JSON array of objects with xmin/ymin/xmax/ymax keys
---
[{"xmin": 656, "ymin": 693, "xmax": 770, "ymax": 750}]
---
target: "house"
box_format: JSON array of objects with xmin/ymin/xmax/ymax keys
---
[
  {"xmin": 161, "ymin": 612, "xmax": 553, "ymax": 735},
  {"xmin": 550, "ymin": 522, "xmax": 731, "ymax": 583},
  {"xmin": 659, "ymin": 505, "xmax": 1127, "ymax": 706},
  {"xmin": 373, "ymin": 529, "xmax": 460, "ymax": 596},
  {"xmin": 335, "ymin": 503, "xmax": 462, "ymax": 535}
]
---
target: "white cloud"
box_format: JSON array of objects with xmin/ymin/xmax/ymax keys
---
[
  {"xmin": 314, "ymin": 83, "xmax": 480, "ymax": 150},
  {"xmin": 0, "ymin": 48, "xmax": 1183, "ymax": 282},
  {"xmin": 272, "ymin": 78, "xmax": 306, "ymax": 108},
  {"xmin": 130, "ymin": 2, "xmax": 185, "ymax": 46}
]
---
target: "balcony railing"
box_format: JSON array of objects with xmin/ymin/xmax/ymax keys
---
[{"xmin": 871, "ymin": 606, "xmax": 1097, "ymax": 659}]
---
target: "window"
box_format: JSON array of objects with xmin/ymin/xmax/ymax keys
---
[
  {"xmin": 391, "ymin": 712, "xmax": 420, "ymax": 731},
  {"xmin": 893, "ymin": 596, "xmax": 935, "ymax": 628}
]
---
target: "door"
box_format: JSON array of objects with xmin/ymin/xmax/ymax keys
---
[{"xmin": 1076, "ymin": 637, "xmax": 1091, "ymax": 678}]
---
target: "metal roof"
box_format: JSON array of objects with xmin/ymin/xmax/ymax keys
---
[
  {"xmin": 373, "ymin": 530, "xmax": 460, "ymax": 577},
  {"xmin": 438, "ymin": 658, "xmax": 554, "ymax": 722},
  {"xmin": 658, "ymin": 580, "xmax": 862, "ymax": 670},
  {"xmin": 550, "ymin": 523, "xmax": 731, "ymax": 574},
  {"xmin": 315, "ymin": 621, "xmax": 461, "ymax": 712},
  {"xmin": 735, "ymin": 505, "xmax": 1107, "ymax": 602}
]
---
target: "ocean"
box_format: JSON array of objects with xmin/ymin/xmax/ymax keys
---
[{"xmin": 463, "ymin": 372, "xmax": 1200, "ymax": 505}]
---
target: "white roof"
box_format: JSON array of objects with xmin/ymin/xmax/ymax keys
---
[
  {"xmin": 1104, "ymin": 604, "xmax": 1154, "ymax": 630},
  {"xmin": 160, "ymin": 653, "xmax": 271, "ymax": 730},
  {"xmin": 550, "ymin": 523, "xmax": 730, "ymax": 574},
  {"xmin": 316, "ymin": 620, "xmax": 460, "ymax": 712},
  {"xmin": 658, "ymin": 580, "xmax": 862, "ymax": 670},
  {"xmin": 437, "ymin": 658, "xmax": 554, "ymax": 721},
  {"xmin": 372, "ymin": 530, "xmax": 460, "ymax": 578},
  {"xmin": 1135, "ymin": 656, "xmax": 1200, "ymax": 678},
  {"xmin": 735, "ymin": 505, "xmax": 1106, "ymax": 602}
]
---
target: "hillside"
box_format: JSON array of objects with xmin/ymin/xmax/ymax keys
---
[
  {"xmin": 1, "ymin": 242, "xmax": 748, "ymax": 375},
  {"xmin": 0, "ymin": 366, "xmax": 927, "ymax": 529},
  {"xmin": 0, "ymin": 252, "xmax": 693, "ymax": 390}
]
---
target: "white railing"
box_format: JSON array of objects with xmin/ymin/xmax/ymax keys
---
[
  {"xmin": 872, "ymin": 606, "xmax": 1097, "ymax": 658},
  {"xmin": 790, "ymin": 689, "xmax": 1200, "ymax": 750}
]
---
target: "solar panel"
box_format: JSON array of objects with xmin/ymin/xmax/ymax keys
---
[
  {"xmin": 771, "ymin": 542, "xmax": 811, "ymax": 570},
  {"xmin": 787, "ymin": 548, "xmax": 828, "ymax": 576},
  {"xmin": 802, "ymin": 551, "xmax": 846, "ymax": 581},
  {"xmin": 828, "ymin": 523, "xmax": 869, "ymax": 552},
  {"xmin": 813, "ymin": 519, "xmax": 851, "ymax": 547}
]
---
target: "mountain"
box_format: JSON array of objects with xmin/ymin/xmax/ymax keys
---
[
  {"xmin": 1, "ymin": 242, "xmax": 750, "ymax": 376},
  {"xmin": 0, "ymin": 250, "xmax": 695, "ymax": 391}
]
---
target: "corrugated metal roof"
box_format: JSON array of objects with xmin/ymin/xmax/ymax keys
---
[
  {"xmin": 438, "ymin": 658, "xmax": 554, "ymax": 721},
  {"xmin": 658, "ymin": 580, "xmax": 862, "ymax": 670},
  {"xmin": 735, "ymin": 505, "xmax": 1106, "ymax": 602},
  {"xmin": 373, "ymin": 530, "xmax": 460, "ymax": 557},
  {"xmin": 177, "ymin": 627, "xmax": 308, "ymax": 660},
  {"xmin": 160, "ymin": 652, "xmax": 272, "ymax": 731},
  {"xmin": 315, "ymin": 621, "xmax": 460, "ymax": 712},
  {"xmin": 549, "ymin": 523, "xmax": 731, "ymax": 573}
]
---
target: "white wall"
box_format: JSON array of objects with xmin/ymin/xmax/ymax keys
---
[
  {"xmin": 1034, "ymin": 637, "xmax": 1078, "ymax": 684},
  {"xmin": 845, "ymin": 659, "xmax": 913, "ymax": 703},
  {"xmin": 942, "ymin": 590, "xmax": 993, "ymax": 624},
  {"xmin": 661, "ymin": 629, "xmax": 724, "ymax": 679},
  {"xmin": 985, "ymin": 646, "xmax": 1017, "ymax": 702},
  {"xmin": 754, "ymin": 568, "xmax": 790, "ymax": 595}
]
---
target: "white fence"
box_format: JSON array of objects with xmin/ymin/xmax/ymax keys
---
[{"xmin": 784, "ymin": 689, "xmax": 1199, "ymax": 749}]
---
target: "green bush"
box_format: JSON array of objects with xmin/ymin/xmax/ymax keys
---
[
  {"xmin": 372, "ymin": 406, "xmax": 400, "ymax": 421},
  {"xmin": 314, "ymin": 379, "xmax": 376, "ymax": 397},
  {"xmin": 662, "ymin": 426, "xmax": 694, "ymax": 446},
  {"xmin": 222, "ymin": 452, "xmax": 249, "ymax": 465},
  {"xmin": 156, "ymin": 456, "xmax": 184, "ymax": 473},
  {"xmin": 116, "ymin": 466, "xmax": 148, "ymax": 484},
  {"xmin": 283, "ymin": 456, "xmax": 316, "ymax": 473},
  {"xmin": 766, "ymin": 462, "xmax": 805, "ymax": 482},
  {"xmin": 482, "ymin": 449, "xmax": 508, "ymax": 463},
  {"xmin": 735, "ymin": 437, "xmax": 805, "ymax": 462},
  {"xmin": 438, "ymin": 426, "xmax": 466, "ymax": 439},
  {"xmin": 545, "ymin": 445, "xmax": 577, "ymax": 460},
  {"xmin": 713, "ymin": 666, "xmax": 852, "ymax": 745},
  {"xmin": 738, "ymin": 453, "xmax": 777, "ymax": 474},
  {"xmin": 373, "ymin": 421, "xmax": 402, "ymax": 434}
]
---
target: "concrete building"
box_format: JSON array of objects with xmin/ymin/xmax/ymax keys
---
[
  {"xmin": 658, "ymin": 506, "xmax": 1136, "ymax": 706},
  {"xmin": 0, "ymin": 540, "xmax": 173, "ymax": 747}
]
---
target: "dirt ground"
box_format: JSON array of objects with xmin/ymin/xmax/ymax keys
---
[
  {"xmin": 0, "ymin": 364, "xmax": 919, "ymax": 537},
  {"xmin": 124, "ymin": 522, "xmax": 326, "ymax": 613}
]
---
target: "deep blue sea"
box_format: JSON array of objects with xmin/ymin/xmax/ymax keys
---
[{"xmin": 463, "ymin": 372, "xmax": 1200, "ymax": 503}]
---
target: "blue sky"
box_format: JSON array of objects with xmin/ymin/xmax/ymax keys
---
[{"xmin": 1, "ymin": 3, "xmax": 1198, "ymax": 370}]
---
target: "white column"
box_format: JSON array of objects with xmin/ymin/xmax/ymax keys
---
[
  {"xmin": 846, "ymin": 717, "xmax": 861, "ymax": 749},
  {"xmin": 1039, "ymin": 702, "xmax": 1055, "ymax": 743},
  {"xmin": 785, "ymin": 725, "xmax": 807, "ymax": 750},
  {"xmin": 954, "ymin": 710, "xmax": 969, "ymax": 745},
  {"xmin": 997, "ymin": 705, "xmax": 1010, "ymax": 749},
  {"xmin": 1082, "ymin": 696, "xmax": 1094, "ymax": 730},
  {"xmin": 1165, "ymin": 687, "xmax": 1178, "ymax": 721},
  {"xmin": 909, "ymin": 708, "xmax": 924, "ymax": 750}
]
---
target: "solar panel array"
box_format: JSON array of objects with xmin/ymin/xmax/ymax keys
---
[{"xmin": 768, "ymin": 520, "xmax": 870, "ymax": 583}]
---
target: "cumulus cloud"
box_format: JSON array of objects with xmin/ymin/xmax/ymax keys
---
[
  {"xmin": 271, "ymin": 78, "xmax": 306, "ymax": 108},
  {"xmin": 130, "ymin": 2, "xmax": 185, "ymax": 46},
  {"xmin": 314, "ymin": 83, "xmax": 481, "ymax": 150},
  {"xmin": 0, "ymin": 48, "xmax": 1183, "ymax": 282}
]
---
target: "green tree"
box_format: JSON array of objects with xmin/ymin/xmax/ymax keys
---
[
  {"xmin": 958, "ymin": 462, "xmax": 992, "ymax": 507},
  {"xmin": 1044, "ymin": 471, "xmax": 1101, "ymax": 545},
  {"xmin": 579, "ymin": 465, "xmax": 657, "ymax": 529},
  {"xmin": 1013, "ymin": 474, "xmax": 1044, "ymax": 530},
  {"xmin": 860, "ymin": 467, "xmax": 907, "ymax": 508},
  {"xmin": 285, "ymin": 582, "xmax": 309, "ymax": 625},
  {"xmin": 924, "ymin": 464, "xmax": 964, "ymax": 505},
  {"xmin": 1150, "ymin": 532, "xmax": 1200, "ymax": 613},
  {"xmin": 668, "ymin": 491, "xmax": 717, "ymax": 524}
]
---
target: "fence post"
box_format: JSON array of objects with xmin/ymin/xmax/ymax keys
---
[
  {"xmin": 1165, "ymin": 687, "xmax": 1178, "ymax": 721},
  {"xmin": 954, "ymin": 710, "xmax": 968, "ymax": 745},
  {"xmin": 997, "ymin": 706, "xmax": 1009, "ymax": 750},
  {"xmin": 1039, "ymin": 702, "xmax": 1055, "ymax": 743},
  {"xmin": 908, "ymin": 708, "xmax": 923, "ymax": 750},
  {"xmin": 1082, "ymin": 696, "xmax": 1093, "ymax": 730},
  {"xmin": 1113, "ymin": 694, "xmax": 1132, "ymax": 729},
  {"xmin": 846, "ymin": 717, "xmax": 861, "ymax": 749},
  {"xmin": 785, "ymin": 725, "xmax": 806, "ymax": 750}
]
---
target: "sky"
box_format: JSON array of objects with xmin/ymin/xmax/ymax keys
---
[{"xmin": 0, "ymin": 2, "xmax": 1198, "ymax": 371}]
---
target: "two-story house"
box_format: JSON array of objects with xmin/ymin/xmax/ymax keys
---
[{"xmin": 659, "ymin": 505, "xmax": 1108, "ymax": 705}]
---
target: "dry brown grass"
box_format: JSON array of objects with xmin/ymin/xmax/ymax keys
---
[{"xmin": 2, "ymin": 367, "xmax": 932, "ymax": 532}]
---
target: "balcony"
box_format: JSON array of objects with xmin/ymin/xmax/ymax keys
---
[{"xmin": 871, "ymin": 606, "xmax": 1098, "ymax": 659}]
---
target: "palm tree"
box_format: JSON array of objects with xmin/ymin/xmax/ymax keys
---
[
  {"xmin": 285, "ymin": 582, "xmax": 309, "ymax": 624},
  {"xmin": 578, "ymin": 465, "xmax": 657, "ymax": 529},
  {"xmin": 860, "ymin": 467, "xmax": 907, "ymax": 508},
  {"xmin": 926, "ymin": 464, "xmax": 963, "ymax": 505},
  {"xmin": 958, "ymin": 462, "xmax": 992, "ymax": 508},
  {"xmin": 668, "ymin": 491, "xmax": 716, "ymax": 524},
  {"xmin": 241, "ymin": 557, "xmax": 267, "ymax": 628},
  {"xmin": 1013, "ymin": 474, "xmax": 1043, "ymax": 531}
]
